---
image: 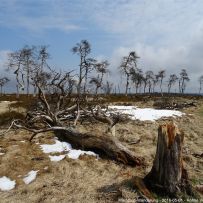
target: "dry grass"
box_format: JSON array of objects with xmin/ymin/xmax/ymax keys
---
[
  {"xmin": 0, "ymin": 96, "xmax": 202, "ymax": 202},
  {"xmin": 0, "ymin": 111, "xmax": 25, "ymax": 126},
  {"xmin": 199, "ymin": 106, "xmax": 203, "ymax": 118}
]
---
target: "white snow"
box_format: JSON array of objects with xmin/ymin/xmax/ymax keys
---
[
  {"xmin": 0, "ymin": 176, "xmax": 16, "ymax": 191},
  {"xmin": 40, "ymin": 138, "xmax": 98, "ymax": 161},
  {"xmin": 40, "ymin": 139, "xmax": 72, "ymax": 153},
  {"xmin": 23, "ymin": 170, "xmax": 38, "ymax": 184},
  {"xmin": 108, "ymin": 105, "xmax": 184, "ymax": 121},
  {"xmin": 49, "ymin": 155, "xmax": 66, "ymax": 162},
  {"xmin": 67, "ymin": 149, "xmax": 98, "ymax": 159}
]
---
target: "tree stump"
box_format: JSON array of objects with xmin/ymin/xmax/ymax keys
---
[{"xmin": 144, "ymin": 123, "xmax": 193, "ymax": 197}]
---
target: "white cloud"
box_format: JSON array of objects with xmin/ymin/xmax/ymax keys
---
[
  {"xmin": 0, "ymin": 0, "xmax": 81, "ymax": 33},
  {"xmin": 109, "ymin": 36, "xmax": 203, "ymax": 93},
  {"xmin": 1, "ymin": 0, "xmax": 203, "ymax": 93},
  {"xmin": 0, "ymin": 50, "xmax": 10, "ymax": 71},
  {"xmin": 83, "ymin": 0, "xmax": 203, "ymax": 92}
]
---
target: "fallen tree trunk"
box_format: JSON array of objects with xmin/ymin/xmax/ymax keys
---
[
  {"xmin": 144, "ymin": 123, "xmax": 194, "ymax": 197},
  {"xmin": 12, "ymin": 120, "xmax": 143, "ymax": 166},
  {"xmin": 54, "ymin": 128, "xmax": 143, "ymax": 166}
]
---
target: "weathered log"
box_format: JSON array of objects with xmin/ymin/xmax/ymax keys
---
[
  {"xmin": 12, "ymin": 120, "xmax": 143, "ymax": 166},
  {"xmin": 54, "ymin": 128, "xmax": 143, "ymax": 166},
  {"xmin": 144, "ymin": 123, "xmax": 193, "ymax": 197}
]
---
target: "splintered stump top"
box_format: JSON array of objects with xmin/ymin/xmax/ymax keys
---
[{"xmin": 144, "ymin": 122, "xmax": 193, "ymax": 197}]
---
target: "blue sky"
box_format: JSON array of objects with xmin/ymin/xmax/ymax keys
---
[{"xmin": 1, "ymin": 0, "xmax": 203, "ymax": 92}]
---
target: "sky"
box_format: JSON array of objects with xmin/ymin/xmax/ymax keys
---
[{"xmin": 0, "ymin": 0, "xmax": 203, "ymax": 93}]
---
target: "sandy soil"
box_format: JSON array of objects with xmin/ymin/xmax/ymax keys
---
[{"xmin": 0, "ymin": 99, "xmax": 202, "ymax": 202}]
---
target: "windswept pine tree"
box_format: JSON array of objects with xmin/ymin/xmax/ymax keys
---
[{"xmin": 119, "ymin": 51, "xmax": 139, "ymax": 96}]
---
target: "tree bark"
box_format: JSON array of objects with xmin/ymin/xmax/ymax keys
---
[{"xmin": 144, "ymin": 123, "xmax": 193, "ymax": 197}]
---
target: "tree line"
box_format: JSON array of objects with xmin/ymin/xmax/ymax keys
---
[{"xmin": 1, "ymin": 40, "xmax": 203, "ymax": 96}]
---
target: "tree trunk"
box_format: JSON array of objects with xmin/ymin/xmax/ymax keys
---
[
  {"xmin": 16, "ymin": 84, "xmax": 19, "ymax": 99},
  {"xmin": 160, "ymin": 79, "xmax": 163, "ymax": 94},
  {"xmin": 54, "ymin": 128, "xmax": 143, "ymax": 166},
  {"xmin": 27, "ymin": 69, "xmax": 30, "ymax": 96},
  {"xmin": 125, "ymin": 75, "xmax": 129, "ymax": 96},
  {"xmin": 144, "ymin": 83, "xmax": 146, "ymax": 93},
  {"xmin": 144, "ymin": 123, "xmax": 193, "ymax": 197}
]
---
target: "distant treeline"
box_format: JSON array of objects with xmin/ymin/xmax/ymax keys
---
[{"xmin": 1, "ymin": 40, "xmax": 203, "ymax": 97}]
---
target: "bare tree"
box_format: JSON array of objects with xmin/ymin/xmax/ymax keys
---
[
  {"xmin": 0, "ymin": 77, "xmax": 9, "ymax": 95},
  {"xmin": 167, "ymin": 74, "xmax": 178, "ymax": 93},
  {"xmin": 21, "ymin": 45, "xmax": 36, "ymax": 96},
  {"xmin": 89, "ymin": 60, "xmax": 109, "ymax": 95},
  {"xmin": 7, "ymin": 50, "xmax": 24, "ymax": 98},
  {"xmin": 198, "ymin": 75, "xmax": 203, "ymax": 94},
  {"xmin": 157, "ymin": 70, "xmax": 166, "ymax": 94},
  {"xmin": 72, "ymin": 40, "xmax": 92, "ymax": 96},
  {"xmin": 152, "ymin": 74, "xmax": 159, "ymax": 93},
  {"xmin": 7, "ymin": 66, "xmax": 142, "ymax": 166},
  {"xmin": 83, "ymin": 58, "xmax": 97, "ymax": 93},
  {"xmin": 145, "ymin": 71, "xmax": 154, "ymax": 93},
  {"xmin": 179, "ymin": 69, "xmax": 190, "ymax": 93},
  {"xmin": 130, "ymin": 68, "xmax": 143, "ymax": 93},
  {"xmin": 37, "ymin": 45, "xmax": 50, "ymax": 72},
  {"xmin": 119, "ymin": 52, "xmax": 139, "ymax": 96}
]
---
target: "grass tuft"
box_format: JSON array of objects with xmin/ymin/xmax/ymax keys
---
[{"xmin": 0, "ymin": 111, "xmax": 25, "ymax": 126}]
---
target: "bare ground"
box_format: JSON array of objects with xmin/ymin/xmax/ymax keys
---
[{"xmin": 0, "ymin": 99, "xmax": 202, "ymax": 203}]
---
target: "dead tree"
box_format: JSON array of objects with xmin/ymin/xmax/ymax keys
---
[
  {"xmin": 144, "ymin": 123, "xmax": 194, "ymax": 197},
  {"xmin": 10, "ymin": 68, "xmax": 143, "ymax": 166},
  {"xmin": 21, "ymin": 45, "xmax": 36, "ymax": 96},
  {"xmin": 7, "ymin": 51, "xmax": 25, "ymax": 98}
]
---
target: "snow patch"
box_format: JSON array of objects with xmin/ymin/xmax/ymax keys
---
[
  {"xmin": 40, "ymin": 139, "xmax": 72, "ymax": 153},
  {"xmin": 67, "ymin": 149, "xmax": 98, "ymax": 160},
  {"xmin": 40, "ymin": 138, "xmax": 98, "ymax": 161},
  {"xmin": 49, "ymin": 155, "xmax": 66, "ymax": 162},
  {"xmin": 23, "ymin": 170, "xmax": 38, "ymax": 184},
  {"xmin": 0, "ymin": 176, "xmax": 16, "ymax": 191},
  {"xmin": 108, "ymin": 106, "xmax": 184, "ymax": 121}
]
